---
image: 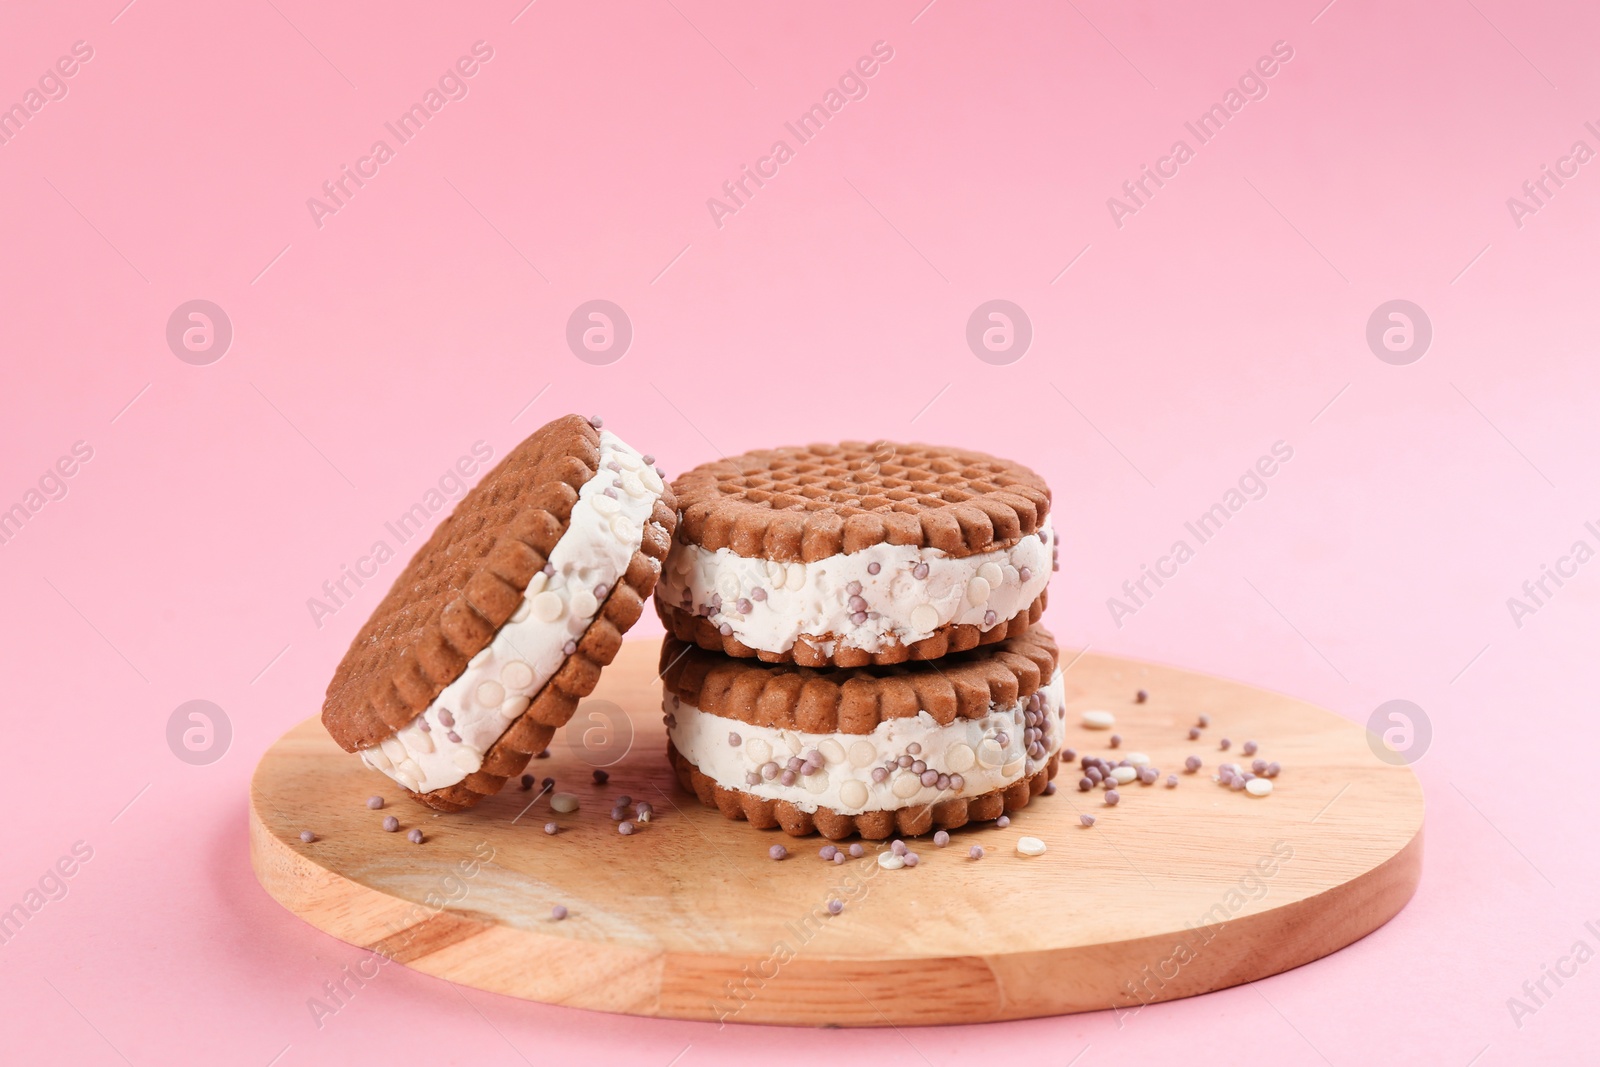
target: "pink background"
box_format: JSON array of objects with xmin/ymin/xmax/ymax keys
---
[{"xmin": 2, "ymin": 0, "xmax": 1596, "ymax": 1063}]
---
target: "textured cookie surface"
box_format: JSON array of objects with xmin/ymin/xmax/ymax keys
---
[
  {"xmin": 659, "ymin": 627, "xmax": 1059, "ymax": 733},
  {"xmin": 671, "ymin": 441, "xmax": 1051, "ymax": 561},
  {"xmin": 321, "ymin": 414, "xmax": 676, "ymax": 761}
]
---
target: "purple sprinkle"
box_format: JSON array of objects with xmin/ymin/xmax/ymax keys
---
[
  {"xmin": 995, "ymin": 732, "xmax": 1009, "ymax": 747},
  {"xmin": 551, "ymin": 905, "xmax": 568, "ymax": 920},
  {"xmin": 897, "ymin": 755, "xmax": 913, "ymax": 769},
  {"xmin": 367, "ymin": 796, "xmax": 385, "ymax": 809},
  {"xmin": 846, "ymin": 581, "xmax": 862, "ymax": 595},
  {"xmin": 417, "ymin": 719, "xmax": 431, "ymax": 733},
  {"xmin": 602, "ymin": 487, "xmax": 617, "ymax": 499},
  {"xmin": 832, "ymin": 852, "xmax": 845, "ymax": 865},
  {"xmin": 745, "ymin": 772, "xmax": 760, "ymax": 786},
  {"xmin": 1019, "ymin": 567, "xmax": 1032, "ymax": 582},
  {"xmin": 728, "ymin": 732, "xmax": 742, "ymax": 747},
  {"xmin": 913, "ymin": 562, "xmax": 929, "ymax": 579},
  {"xmin": 447, "ymin": 730, "xmax": 462, "ymax": 743},
  {"xmin": 996, "ymin": 815, "xmax": 1011, "ymax": 828},
  {"xmin": 299, "ymin": 830, "xmax": 316, "ymax": 843},
  {"xmin": 542, "ymin": 563, "xmax": 555, "ymax": 577},
  {"xmin": 544, "ymin": 822, "xmax": 558, "ymax": 835},
  {"xmin": 1230, "ymin": 776, "xmax": 1247, "ymax": 792},
  {"xmin": 849, "ymin": 843, "xmax": 865, "ymax": 858},
  {"xmin": 1080, "ymin": 814, "xmax": 1096, "ymax": 827},
  {"xmin": 595, "ymin": 584, "xmax": 610, "ymax": 599},
  {"xmin": 751, "ymin": 587, "xmax": 767, "ymax": 601},
  {"xmin": 850, "ymin": 611, "xmax": 868, "ymax": 625},
  {"xmin": 589, "ymin": 415, "xmax": 603, "ymax": 428},
  {"xmin": 563, "ymin": 640, "xmax": 577, "ymax": 655},
  {"xmin": 1063, "ymin": 748, "xmax": 1076, "ymax": 762},
  {"xmin": 1185, "ymin": 755, "xmax": 1202, "ymax": 772},
  {"xmin": 867, "ymin": 562, "xmax": 881, "ymax": 575},
  {"xmin": 780, "ymin": 770, "xmax": 797, "ymax": 786},
  {"xmin": 1166, "ymin": 775, "xmax": 1178, "ymax": 787},
  {"xmin": 635, "ymin": 803, "xmax": 652, "ymax": 822},
  {"xmin": 536, "ymin": 749, "xmax": 550, "ymax": 760},
  {"xmin": 1243, "ymin": 740, "xmax": 1259, "ymax": 756},
  {"xmin": 718, "ymin": 623, "xmax": 733, "ymax": 636},
  {"xmin": 1220, "ymin": 738, "xmax": 1232, "ymax": 751},
  {"xmin": 1138, "ymin": 768, "xmax": 1159, "ymax": 784},
  {"xmin": 911, "ymin": 760, "xmax": 927, "ymax": 774},
  {"xmin": 1188, "ymin": 727, "xmax": 1202, "ymax": 740},
  {"xmin": 949, "ymin": 774, "xmax": 965, "ymax": 791},
  {"xmin": 936, "ymin": 774, "xmax": 951, "ymax": 790},
  {"xmin": 519, "ymin": 775, "xmax": 534, "ymax": 791},
  {"xmin": 437, "ymin": 710, "xmax": 455, "ymax": 727},
  {"xmin": 762, "ymin": 762, "xmax": 780, "ymax": 781},
  {"xmin": 542, "ymin": 777, "xmax": 555, "ymax": 789},
  {"xmin": 1105, "ymin": 790, "xmax": 1120, "ymax": 806},
  {"xmin": 382, "ymin": 816, "xmax": 400, "ymax": 832},
  {"xmin": 407, "ymin": 828, "xmax": 424, "ymax": 844},
  {"xmin": 617, "ymin": 795, "xmax": 632, "ymax": 807},
  {"xmin": 907, "ymin": 743, "xmax": 922, "ymax": 755},
  {"xmin": 610, "ymin": 807, "xmax": 627, "ymax": 821},
  {"xmin": 920, "ymin": 770, "xmax": 939, "ymax": 787},
  {"xmin": 1253, "ymin": 759, "xmax": 1268, "ymax": 774},
  {"xmin": 619, "ymin": 821, "xmax": 635, "ymax": 835},
  {"xmin": 769, "ymin": 844, "xmax": 788, "ymax": 860},
  {"xmin": 1109, "ymin": 734, "xmax": 1122, "ymax": 748},
  {"xmin": 933, "ymin": 830, "xmax": 950, "ymax": 847},
  {"xmin": 891, "ymin": 840, "xmax": 908, "ymax": 856},
  {"xmin": 1135, "ymin": 689, "xmax": 1148, "ymax": 703},
  {"xmin": 1043, "ymin": 782, "xmax": 1057, "ymax": 796},
  {"xmin": 983, "ymin": 610, "xmax": 997, "ymax": 627},
  {"xmin": 820, "ymin": 845, "xmax": 838, "ymax": 860},
  {"xmin": 641, "ymin": 454, "xmax": 654, "ymax": 465},
  {"xmin": 969, "ymin": 845, "xmax": 985, "ymax": 860},
  {"xmin": 593, "ymin": 769, "xmax": 609, "ymax": 785},
  {"xmin": 903, "ymin": 852, "xmax": 919, "ymax": 866},
  {"xmin": 736, "ymin": 598, "xmax": 751, "ymax": 613},
  {"xmin": 1266, "ymin": 762, "xmax": 1281, "ymax": 778},
  {"xmin": 828, "ymin": 899, "xmax": 844, "ymax": 915},
  {"xmin": 1078, "ymin": 777, "xmax": 1093, "ymax": 792},
  {"xmin": 871, "ymin": 767, "xmax": 889, "ymax": 783},
  {"xmin": 847, "ymin": 595, "xmax": 867, "ymax": 612},
  {"xmin": 1198, "ymin": 714, "xmax": 1211, "ymax": 727}
]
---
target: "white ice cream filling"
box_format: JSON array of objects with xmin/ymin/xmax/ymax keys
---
[
  {"xmin": 667, "ymin": 669, "xmax": 1065, "ymax": 814},
  {"xmin": 359, "ymin": 429, "xmax": 664, "ymax": 794},
  {"xmin": 659, "ymin": 517, "xmax": 1054, "ymax": 657}
]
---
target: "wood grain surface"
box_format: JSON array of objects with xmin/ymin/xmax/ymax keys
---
[{"xmin": 250, "ymin": 638, "xmax": 1423, "ymax": 1026}]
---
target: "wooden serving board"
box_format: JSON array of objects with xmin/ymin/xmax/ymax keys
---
[{"xmin": 250, "ymin": 639, "xmax": 1422, "ymax": 1026}]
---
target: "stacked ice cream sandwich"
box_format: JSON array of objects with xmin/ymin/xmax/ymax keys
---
[{"xmin": 655, "ymin": 441, "xmax": 1064, "ymax": 839}]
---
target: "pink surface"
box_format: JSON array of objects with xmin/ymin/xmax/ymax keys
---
[{"xmin": 2, "ymin": 0, "xmax": 1595, "ymax": 1063}]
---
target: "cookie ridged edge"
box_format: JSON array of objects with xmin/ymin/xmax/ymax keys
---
[
  {"xmin": 671, "ymin": 441, "xmax": 1052, "ymax": 562},
  {"xmin": 659, "ymin": 626, "xmax": 1059, "ymax": 733},
  {"xmin": 412, "ymin": 491, "xmax": 677, "ymax": 811},
  {"xmin": 668, "ymin": 740, "xmax": 1060, "ymax": 840},
  {"xmin": 655, "ymin": 589, "xmax": 1046, "ymax": 668}
]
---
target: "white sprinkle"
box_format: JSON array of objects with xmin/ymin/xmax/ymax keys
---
[
  {"xmin": 1125, "ymin": 752, "xmax": 1151, "ymax": 767},
  {"xmin": 1111, "ymin": 765, "xmax": 1138, "ymax": 785},
  {"xmin": 550, "ymin": 792, "xmax": 579, "ymax": 813},
  {"xmin": 1016, "ymin": 836, "xmax": 1047, "ymax": 857},
  {"xmin": 1246, "ymin": 778, "xmax": 1274, "ymax": 797},
  {"xmin": 877, "ymin": 851, "xmax": 906, "ymax": 870},
  {"xmin": 1081, "ymin": 709, "xmax": 1116, "ymax": 730}
]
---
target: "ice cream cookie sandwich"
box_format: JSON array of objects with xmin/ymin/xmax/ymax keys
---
[
  {"xmin": 657, "ymin": 441, "xmax": 1054, "ymax": 667},
  {"xmin": 660, "ymin": 627, "xmax": 1066, "ymax": 839},
  {"xmin": 320, "ymin": 414, "xmax": 675, "ymax": 811}
]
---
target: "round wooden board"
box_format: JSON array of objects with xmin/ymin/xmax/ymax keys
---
[{"xmin": 250, "ymin": 638, "xmax": 1423, "ymax": 1027}]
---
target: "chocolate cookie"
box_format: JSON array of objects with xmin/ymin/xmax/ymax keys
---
[
  {"xmin": 659, "ymin": 627, "xmax": 1066, "ymax": 838},
  {"xmin": 320, "ymin": 414, "xmax": 676, "ymax": 811},
  {"xmin": 656, "ymin": 441, "xmax": 1055, "ymax": 667}
]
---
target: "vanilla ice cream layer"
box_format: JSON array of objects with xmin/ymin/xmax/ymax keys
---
[
  {"xmin": 660, "ymin": 518, "xmax": 1054, "ymax": 657},
  {"xmin": 667, "ymin": 669, "xmax": 1064, "ymax": 815},
  {"xmin": 360, "ymin": 430, "xmax": 665, "ymax": 794}
]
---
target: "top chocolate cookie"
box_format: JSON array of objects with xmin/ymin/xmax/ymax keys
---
[
  {"xmin": 657, "ymin": 441, "xmax": 1054, "ymax": 667},
  {"xmin": 321, "ymin": 414, "xmax": 675, "ymax": 810}
]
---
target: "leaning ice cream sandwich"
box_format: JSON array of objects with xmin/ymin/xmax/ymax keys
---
[
  {"xmin": 320, "ymin": 414, "xmax": 675, "ymax": 811},
  {"xmin": 660, "ymin": 627, "xmax": 1066, "ymax": 839},
  {"xmin": 656, "ymin": 441, "xmax": 1054, "ymax": 667}
]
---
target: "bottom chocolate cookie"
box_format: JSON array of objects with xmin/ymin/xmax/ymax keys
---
[{"xmin": 669, "ymin": 741, "xmax": 1060, "ymax": 839}]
